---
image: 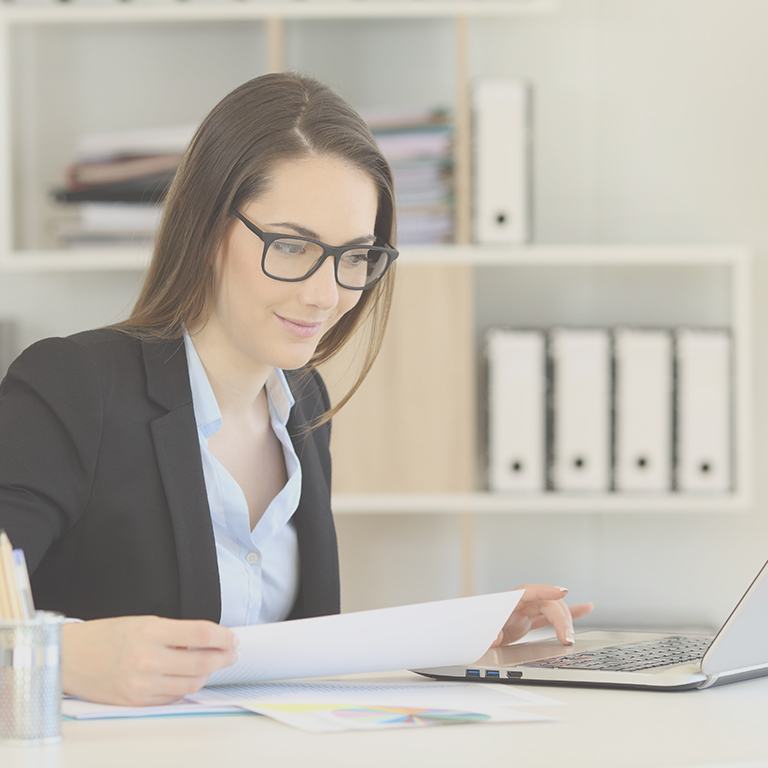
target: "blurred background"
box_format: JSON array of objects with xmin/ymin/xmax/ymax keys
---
[{"xmin": 0, "ymin": 0, "xmax": 765, "ymax": 633}]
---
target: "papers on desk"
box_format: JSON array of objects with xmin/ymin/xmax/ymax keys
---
[
  {"xmin": 61, "ymin": 697, "xmax": 246, "ymax": 720},
  {"xmin": 64, "ymin": 679, "xmax": 561, "ymax": 733},
  {"xmin": 243, "ymin": 703, "xmax": 551, "ymax": 733},
  {"xmin": 63, "ymin": 592, "xmax": 565, "ymax": 732},
  {"xmin": 192, "ymin": 679, "xmax": 561, "ymax": 731},
  {"xmin": 207, "ymin": 590, "xmax": 523, "ymax": 686}
]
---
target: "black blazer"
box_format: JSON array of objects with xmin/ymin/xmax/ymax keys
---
[{"xmin": 0, "ymin": 328, "xmax": 340, "ymax": 623}]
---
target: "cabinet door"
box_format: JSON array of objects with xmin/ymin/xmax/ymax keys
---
[{"xmin": 322, "ymin": 264, "xmax": 476, "ymax": 494}]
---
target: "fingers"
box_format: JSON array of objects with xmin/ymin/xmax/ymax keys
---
[
  {"xmin": 516, "ymin": 583, "xmax": 571, "ymax": 603},
  {"xmin": 569, "ymin": 602, "xmax": 595, "ymax": 621},
  {"xmin": 159, "ymin": 644, "xmax": 238, "ymax": 678},
  {"xmin": 155, "ymin": 618, "xmax": 239, "ymax": 652},
  {"xmin": 513, "ymin": 584, "xmax": 594, "ymax": 646},
  {"xmin": 61, "ymin": 616, "xmax": 241, "ymax": 707},
  {"xmin": 141, "ymin": 618, "xmax": 239, "ymax": 680}
]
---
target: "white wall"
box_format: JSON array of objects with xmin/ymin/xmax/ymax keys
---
[
  {"xmin": 339, "ymin": 0, "xmax": 768, "ymax": 631},
  {"xmin": 3, "ymin": 0, "xmax": 767, "ymax": 631}
]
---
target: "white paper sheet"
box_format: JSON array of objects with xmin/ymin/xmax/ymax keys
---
[
  {"xmin": 191, "ymin": 679, "xmax": 563, "ymax": 710},
  {"xmin": 246, "ymin": 704, "xmax": 554, "ymax": 733},
  {"xmin": 206, "ymin": 591, "xmax": 523, "ymax": 687},
  {"xmin": 61, "ymin": 697, "xmax": 246, "ymax": 720},
  {"xmin": 191, "ymin": 678, "xmax": 562, "ymax": 733}
]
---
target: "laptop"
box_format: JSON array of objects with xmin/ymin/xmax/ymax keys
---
[{"xmin": 414, "ymin": 557, "xmax": 768, "ymax": 691}]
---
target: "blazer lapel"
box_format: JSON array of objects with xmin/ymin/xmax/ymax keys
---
[
  {"xmin": 143, "ymin": 338, "xmax": 221, "ymax": 622},
  {"xmin": 286, "ymin": 372, "xmax": 340, "ymax": 620}
]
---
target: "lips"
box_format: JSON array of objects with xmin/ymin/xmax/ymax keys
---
[{"xmin": 276, "ymin": 314, "xmax": 324, "ymax": 339}]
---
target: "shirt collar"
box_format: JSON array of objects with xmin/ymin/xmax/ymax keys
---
[{"xmin": 183, "ymin": 331, "xmax": 295, "ymax": 438}]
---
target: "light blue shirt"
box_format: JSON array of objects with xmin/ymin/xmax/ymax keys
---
[{"xmin": 183, "ymin": 333, "xmax": 302, "ymax": 627}]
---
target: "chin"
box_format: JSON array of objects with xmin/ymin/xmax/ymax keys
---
[{"xmin": 269, "ymin": 346, "xmax": 319, "ymax": 372}]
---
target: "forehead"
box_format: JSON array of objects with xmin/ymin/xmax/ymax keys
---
[{"xmin": 242, "ymin": 155, "xmax": 378, "ymax": 243}]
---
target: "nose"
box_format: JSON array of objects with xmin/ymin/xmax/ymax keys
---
[{"xmin": 298, "ymin": 255, "xmax": 339, "ymax": 311}]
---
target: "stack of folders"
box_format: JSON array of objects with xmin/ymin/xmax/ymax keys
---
[
  {"xmin": 486, "ymin": 327, "xmax": 733, "ymax": 494},
  {"xmin": 50, "ymin": 123, "xmax": 195, "ymax": 248},
  {"xmin": 360, "ymin": 105, "xmax": 454, "ymax": 245}
]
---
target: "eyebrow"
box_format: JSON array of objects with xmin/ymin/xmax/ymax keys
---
[{"xmin": 268, "ymin": 221, "xmax": 376, "ymax": 247}]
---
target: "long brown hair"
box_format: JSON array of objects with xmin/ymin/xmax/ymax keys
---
[{"xmin": 119, "ymin": 72, "xmax": 396, "ymax": 419}]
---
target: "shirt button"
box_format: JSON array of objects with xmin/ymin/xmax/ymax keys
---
[{"xmin": 246, "ymin": 551, "xmax": 261, "ymax": 565}]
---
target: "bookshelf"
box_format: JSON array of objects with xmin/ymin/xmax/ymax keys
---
[
  {"xmin": 0, "ymin": 0, "xmax": 555, "ymax": 267},
  {"xmin": 326, "ymin": 245, "xmax": 753, "ymax": 515},
  {"xmin": 0, "ymin": 2, "xmax": 753, "ymax": 515}
]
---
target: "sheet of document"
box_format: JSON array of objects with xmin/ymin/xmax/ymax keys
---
[
  {"xmin": 62, "ymin": 678, "xmax": 563, "ymax": 722},
  {"xmin": 206, "ymin": 590, "xmax": 523, "ymax": 687},
  {"xmin": 61, "ymin": 697, "xmax": 246, "ymax": 720},
  {"xmin": 191, "ymin": 678, "xmax": 563, "ymax": 733},
  {"xmin": 191, "ymin": 678, "xmax": 563, "ymax": 710},
  {"xmin": 246, "ymin": 703, "xmax": 554, "ymax": 733}
]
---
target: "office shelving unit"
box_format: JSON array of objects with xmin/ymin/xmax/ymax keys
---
[
  {"xmin": 328, "ymin": 245, "xmax": 752, "ymax": 514},
  {"xmin": 0, "ymin": 1, "xmax": 752, "ymax": 515}
]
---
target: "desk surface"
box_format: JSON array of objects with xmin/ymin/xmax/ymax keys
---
[{"xmin": 3, "ymin": 672, "xmax": 768, "ymax": 768}]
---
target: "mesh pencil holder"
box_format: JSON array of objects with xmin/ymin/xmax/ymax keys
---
[{"xmin": 0, "ymin": 612, "xmax": 64, "ymax": 746}]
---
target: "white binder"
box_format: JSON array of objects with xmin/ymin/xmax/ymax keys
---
[
  {"xmin": 675, "ymin": 329, "xmax": 732, "ymax": 492},
  {"xmin": 472, "ymin": 79, "xmax": 531, "ymax": 244},
  {"xmin": 613, "ymin": 328, "xmax": 674, "ymax": 492},
  {"xmin": 486, "ymin": 329, "xmax": 546, "ymax": 492},
  {"xmin": 549, "ymin": 328, "xmax": 611, "ymax": 492}
]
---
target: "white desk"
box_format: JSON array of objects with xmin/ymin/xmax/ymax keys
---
[{"xmin": 3, "ymin": 673, "xmax": 768, "ymax": 768}]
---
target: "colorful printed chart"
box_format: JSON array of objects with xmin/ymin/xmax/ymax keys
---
[
  {"xmin": 247, "ymin": 703, "xmax": 551, "ymax": 733},
  {"xmin": 332, "ymin": 707, "xmax": 491, "ymax": 727}
]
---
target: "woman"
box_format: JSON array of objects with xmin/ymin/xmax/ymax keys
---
[{"xmin": 0, "ymin": 73, "xmax": 591, "ymax": 706}]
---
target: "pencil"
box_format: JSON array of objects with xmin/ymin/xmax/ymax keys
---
[
  {"xmin": 0, "ymin": 539, "xmax": 11, "ymax": 619},
  {"xmin": 0, "ymin": 530, "xmax": 22, "ymax": 620}
]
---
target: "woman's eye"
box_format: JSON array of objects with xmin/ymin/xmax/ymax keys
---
[
  {"xmin": 342, "ymin": 251, "xmax": 368, "ymax": 267},
  {"xmin": 273, "ymin": 240, "xmax": 307, "ymax": 257}
]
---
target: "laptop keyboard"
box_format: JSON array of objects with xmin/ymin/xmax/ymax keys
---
[{"xmin": 519, "ymin": 635, "xmax": 714, "ymax": 673}]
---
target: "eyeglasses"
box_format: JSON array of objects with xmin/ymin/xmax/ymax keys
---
[{"xmin": 231, "ymin": 209, "xmax": 398, "ymax": 291}]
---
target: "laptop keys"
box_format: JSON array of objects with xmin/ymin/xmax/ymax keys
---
[{"xmin": 519, "ymin": 636, "xmax": 714, "ymax": 672}]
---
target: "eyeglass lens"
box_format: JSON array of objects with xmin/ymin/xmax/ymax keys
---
[{"xmin": 264, "ymin": 238, "xmax": 390, "ymax": 289}]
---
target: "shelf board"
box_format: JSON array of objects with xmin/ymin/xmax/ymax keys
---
[
  {"xmin": 0, "ymin": 247, "xmax": 150, "ymax": 271},
  {"xmin": 0, "ymin": 0, "xmax": 557, "ymax": 24},
  {"xmin": 401, "ymin": 243, "xmax": 751, "ymax": 267},
  {"xmin": 331, "ymin": 491, "xmax": 753, "ymax": 514},
  {"xmin": 0, "ymin": 243, "xmax": 749, "ymax": 272}
]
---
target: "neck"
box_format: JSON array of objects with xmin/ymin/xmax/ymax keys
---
[{"xmin": 188, "ymin": 323, "xmax": 272, "ymax": 419}]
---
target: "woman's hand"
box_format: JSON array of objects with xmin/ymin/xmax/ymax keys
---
[
  {"xmin": 62, "ymin": 616, "xmax": 240, "ymax": 706},
  {"xmin": 492, "ymin": 584, "xmax": 594, "ymax": 648}
]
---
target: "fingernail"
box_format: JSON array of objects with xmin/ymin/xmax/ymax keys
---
[
  {"xmin": 558, "ymin": 587, "xmax": 569, "ymax": 593},
  {"xmin": 233, "ymin": 636, "xmax": 241, "ymax": 648},
  {"xmin": 565, "ymin": 631, "xmax": 575, "ymax": 644}
]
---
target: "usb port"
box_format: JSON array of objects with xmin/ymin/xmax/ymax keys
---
[
  {"xmin": 485, "ymin": 670, "xmax": 500, "ymax": 678},
  {"xmin": 466, "ymin": 669, "xmax": 481, "ymax": 678}
]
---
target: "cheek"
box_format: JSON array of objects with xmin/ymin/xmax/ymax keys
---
[
  {"xmin": 219, "ymin": 255, "xmax": 283, "ymax": 318},
  {"xmin": 337, "ymin": 289, "xmax": 364, "ymax": 320}
]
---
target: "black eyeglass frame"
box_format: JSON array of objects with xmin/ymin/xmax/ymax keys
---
[{"xmin": 231, "ymin": 209, "xmax": 398, "ymax": 291}]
